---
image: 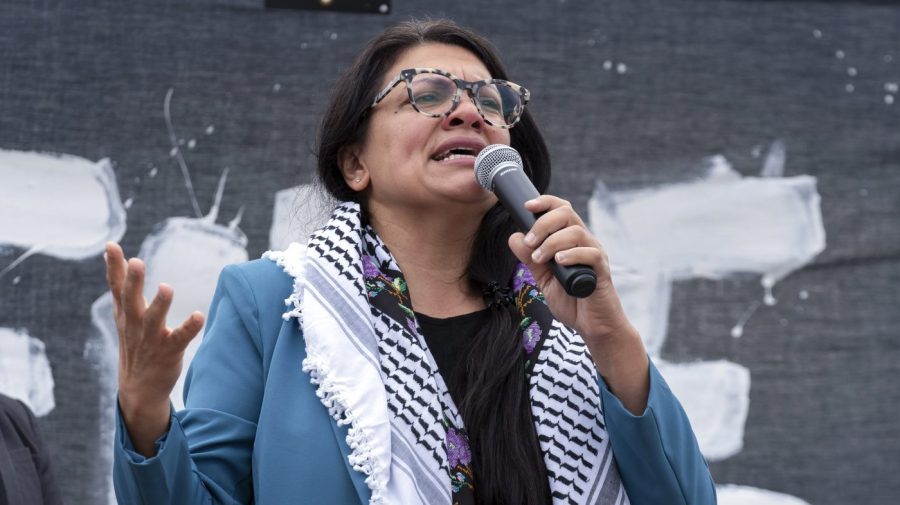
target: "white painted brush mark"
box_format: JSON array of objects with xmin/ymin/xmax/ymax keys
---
[
  {"xmin": 0, "ymin": 328, "xmax": 55, "ymax": 416},
  {"xmin": 269, "ymin": 184, "xmax": 332, "ymax": 249},
  {"xmin": 656, "ymin": 360, "xmax": 750, "ymax": 461},
  {"xmin": 592, "ymin": 154, "xmax": 824, "ymax": 284},
  {"xmin": 0, "ymin": 150, "xmax": 126, "ymax": 275},
  {"xmin": 83, "ymin": 293, "xmax": 118, "ymax": 505},
  {"xmin": 716, "ymin": 485, "xmax": 811, "ymax": 505},
  {"xmin": 588, "ymin": 142, "xmax": 823, "ymax": 504}
]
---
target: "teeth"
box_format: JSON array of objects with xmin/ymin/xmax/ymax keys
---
[{"xmin": 434, "ymin": 148, "xmax": 477, "ymax": 161}]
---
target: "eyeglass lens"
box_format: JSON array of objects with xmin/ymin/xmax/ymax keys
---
[{"xmin": 408, "ymin": 73, "xmax": 523, "ymax": 126}]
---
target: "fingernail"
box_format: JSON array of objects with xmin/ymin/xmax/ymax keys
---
[
  {"xmin": 556, "ymin": 251, "xmax": 567, "ymax": 262},
  {"xmin": 531, "ymin": 248, "xmax": 542, "ymax": 261},
  {"xmin": 525, "ymin": 232, "xmax": 537, "ymax": 245}
]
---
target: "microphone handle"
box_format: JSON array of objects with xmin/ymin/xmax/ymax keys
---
[{"xmin": 493, "ymin": 168, "xmax": 597, "ymax": 298}]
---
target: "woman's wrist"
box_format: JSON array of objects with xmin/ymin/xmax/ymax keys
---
[
  {"xmin": 117, "ymin": 391, "xmax": 172, "ymax": 457},
  {"xmin": 584, "ymin": 323, "xmax": 651, "ymax": 415}
]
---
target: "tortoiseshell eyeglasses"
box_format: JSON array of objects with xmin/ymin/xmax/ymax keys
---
[{"xmin": 370, "ymin": 68, "xmax": 531, "ymax": 129}]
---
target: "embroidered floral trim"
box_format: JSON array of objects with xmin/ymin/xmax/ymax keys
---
[{"xmin": 443, "ymin": 418, "xmax": 475, "ymax": 494}]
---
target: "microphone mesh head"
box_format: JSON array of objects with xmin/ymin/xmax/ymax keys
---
[{"xmin": 474, "ymin": 144, "xmax": 523, "ymax": 190}]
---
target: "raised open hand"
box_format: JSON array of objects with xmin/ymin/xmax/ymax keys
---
[{"xmin": 105, "ymin": 242, "xmax": 204, "ymax": 456}]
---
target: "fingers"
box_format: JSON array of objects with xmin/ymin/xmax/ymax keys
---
[
  {"xmin": 143, "ymin": 284, "xmax": 174, "ymax": 337},
  {"xmin": 529, "ymin": 226, "xmax": 600, "ymax": 265},
  {"xmin": 105, "ymin": 242, "xmax": 128, "ymax": 313},
  {"xmin": 169, "ymin": 311, "xmax": 205, "ymax": 347},
  {"xmin": 508, "ymin": 232, "xmax": 537, "ymax": 268},
  {"xmin": 121, "ymin": 258, "xmax": 147, "ymax": 334},
  {"xmin": 522, "ymin": 196, "xmax": 585, "ymax": 250}
]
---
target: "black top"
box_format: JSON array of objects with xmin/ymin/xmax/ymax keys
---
[
  {"xmin": 415, "ymin": 308, "xmax": 490, "ymax": 410},
  {"xmin": 416, "ymin": 309, "xmax": 489, "ymax": 505}
]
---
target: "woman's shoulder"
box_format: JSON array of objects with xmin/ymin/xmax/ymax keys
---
[{"xmin": 218, "ymin": 242, "xmax": 307, "ymax": 315}]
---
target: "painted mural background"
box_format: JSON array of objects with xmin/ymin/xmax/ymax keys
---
[{"xmin": 1, "ymin": 1, "xmax": 898, "ymax": 504}]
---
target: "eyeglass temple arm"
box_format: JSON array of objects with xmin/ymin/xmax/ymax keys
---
[{"xmin": 371, "ymin": 75, "xmax": 405, "ymax": 107}]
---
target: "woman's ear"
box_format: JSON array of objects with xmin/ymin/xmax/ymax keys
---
[{"xmin": 338, "ymin": 145, "xmax": 369, "ymax": 191}]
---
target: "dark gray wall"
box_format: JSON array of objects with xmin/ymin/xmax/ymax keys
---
[{"xmin": 1, "ymin": 0, "xmax": 898, "ymax": 503}]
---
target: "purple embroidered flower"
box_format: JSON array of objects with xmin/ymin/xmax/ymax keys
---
[
  {"xmin": 523, "ymin": 320, "xmax": 541, "ymax": 354},
  {"xmin": 361, "ymin": 255, "xmax": 381, "ymax": 278},
  {"xmin": 446, "ymin": 427, "xmax": 472, "ymax": 468},
  {"xmin": 512, "ymin": 263, "xmax": 537, "ymax": 292}
]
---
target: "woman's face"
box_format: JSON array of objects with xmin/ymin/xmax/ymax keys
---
[{"xmin": 346, "ymin": 43, "xmax": 512, "ymax": 215}]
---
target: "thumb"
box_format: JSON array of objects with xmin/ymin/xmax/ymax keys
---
[{"xmin": 508, "ymin": 232, "xmax": 550, "ymax": 281}]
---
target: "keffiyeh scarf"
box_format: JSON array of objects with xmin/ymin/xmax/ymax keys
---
[{"xmin": 265, "ymin": 202, "xmax": 629, "ymax": 505}]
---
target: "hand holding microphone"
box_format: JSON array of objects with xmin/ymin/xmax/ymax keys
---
[
  {"xmin": 475, "ymin": 144, "xmax": 638, "ymax": 345},
  {"xmin": 474, "ymin": 144, "xmax": 597, "ymax": 298}
]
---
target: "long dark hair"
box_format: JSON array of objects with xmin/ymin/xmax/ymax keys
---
[{"xmin": 316, "ymin": 19, "xmax": 552, "ymax": 505}]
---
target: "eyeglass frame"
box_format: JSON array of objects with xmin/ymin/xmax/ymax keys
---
[{"xmin": 369, "ymin": 67, "xmax": 531, "ymax": 129}]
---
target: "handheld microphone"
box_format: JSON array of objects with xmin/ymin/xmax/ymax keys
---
[{"xmin": 474, "ymin": 144, "xmax": 597, "ymax": 298}]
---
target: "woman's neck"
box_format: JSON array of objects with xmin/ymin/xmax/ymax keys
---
[{"xmin": 367, "ymin": 203, "xmax": 486, "ymax": 318}]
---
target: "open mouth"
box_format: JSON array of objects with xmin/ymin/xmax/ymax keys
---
[{"xmin": 432, "ymin": 147, "xmax": 477, "ymax": 161}]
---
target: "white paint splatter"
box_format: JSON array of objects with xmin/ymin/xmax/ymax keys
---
[
  {"xmin": 590, "ymin": 153, "xmax": 825, "ymax": 284},
  {"xmin": 835, "ymin": 49, "xmax": 845, "ymax": 59},
  {"xmin": 273, "ymin": 83, "xmax": 282, "ymax": 92},
  {"xmin": 847, "ymin": 67, "xmax": 857, "ymax": 77},
  {"xmin": 759, "ymin": 140, "xmax": 785, "ymax": 178},
  {"xmin": 798, "ymin": 290, "xmax": 809, "ymax": 300},
  {"xmin": 750, "ymin": 145, "xmax": 762, "ymax": 158},
  {"xmin": 845, "ymin": 83, "xmax": 855, "ymax": 93},
  {"xmin": 124, "ymin": 197, "xmax": 134, "ymax": 209},
  {"xmin": 0, "ymin": 150, "xmax": 127, "ymax": 274},
  {"xmin": 204, "ymin": 125, "xmax": 215, "ymax": 135},
  {"xmin": 269, "ymin": 184, "xmax": 332, "ymax": 250},
  {"xmin": 165, "ymin": 88, "xmax": 203, "ymax": 218},
  {"xmin": 11, "ymin": 275, "xmax": 21, "ymax": 285},
  {"xmin": 656, "ymin": 359, "xmax": 750, "ymax": 461},
  {"xmin": 84, "ymin": 292, "xmax": 123, "ymax": 505},
  {"xmin": 886, "ymin": 95, "xmax": 895, "ymax": 105},
  {"xmin": 885, "ymin": 82, "xmax": 898, "ymax": 93},
  {"xmin": 329, "ymin": 32, "xmax": 338, "ymax": 41},
  {"xmin": 716, "ymin": 484, "xmax": 811, "ymax": 505},
  {"xmin": 730, "ymin": 301, "xmax": 760, "ymax": 338},
  {"xmin": 187, "ymin": 139, "xmax": 197, "ymax": 150},
  {"xmin": 588, "ymin": 143, "xmax": 825, "ymax": 473},
  {"xmin": 603, "ymin": 60, "xmax": 613, "ymax": 71},
  {"xmin": 812, "ymin": 29, "xmax": 822, "ymax": 39},
  {"xmin": 378, "ymin": 3, "xmax": 389, "ymax": 14},
  {"xmin": 616, "ymin": 62, "xmax": 627, "ymax": 74},
  {"xmin": 0, "ymin": 328, "xmax": 55, "ymax": 417},
  {"xmin": 148, "ymin": 166, "xmax": 159, "ymax": 177}
]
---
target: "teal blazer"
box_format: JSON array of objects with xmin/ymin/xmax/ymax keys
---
[{"xmin": 114, "ymin": 258, "xmax": 717, "ymax": 504}]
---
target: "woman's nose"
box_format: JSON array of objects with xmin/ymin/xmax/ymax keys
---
[{"xmin": 442, "ymin": 93, "xmax": 484, "ymax": 130}]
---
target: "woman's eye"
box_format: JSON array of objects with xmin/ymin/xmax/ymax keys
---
[
  {"xmin": 480, "ymin": 98, "xmax": 502, "ymax": 113},
  {"xmin": 415, "ymin": 92, "xmax": 443, "ymax": 104}
]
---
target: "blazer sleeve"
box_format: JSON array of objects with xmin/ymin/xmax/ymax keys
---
[
  {"xmin": 599, "ymin": 359, "xmax": 717, "ymax": 505},
  {"xmin": 113, "ymin": 264, "xmax": 266, "ymax": 505}
]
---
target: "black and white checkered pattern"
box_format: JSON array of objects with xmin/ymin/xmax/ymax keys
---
[{"xmin": 297, "ymin": 202, "xmax": 627, "ymax": 504}]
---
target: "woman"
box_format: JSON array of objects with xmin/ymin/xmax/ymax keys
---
[{"xmin": 109, "ymin": 19, "xmax": 716, "ymax": 505}]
